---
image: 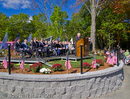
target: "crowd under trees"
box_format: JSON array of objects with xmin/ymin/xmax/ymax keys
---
[{"xmin": 0, "ymin": 0, "xmax": 130, "ymax": 50}]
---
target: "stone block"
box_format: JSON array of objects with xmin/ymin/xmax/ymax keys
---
[
  {"xmin": 71, "ymin": 92, "xmax": 81, "ymax": 99},
  {"xmin": 45, "ymin": 88, "xmax": 56, "ymax": 96},
  {"xmin": 95, "ymin": 88, "xmax": 103, "ymax": 97},
  {"xmin": 92, "ymin": 83, "xmax": 99, "ymax": 90},
  {"xmin": 88, "ymin": 78, "xmax": 95, "ymax": 85},
  {"xmin": 14, "ymin": 86, "xmax": 23, "ymax": 94},
  {"xmin": 102, "ymin": 86, "xmax": 108, "ymax": 95},
  {"xmin": 89, "ymin": 89, "xmax": 97, "ymax": 98},
  {"xmin": 39, "ymin": 82, "xmax": 50, "ymax": 88},
  {"xmin": 86, "ymin": 84, "xmax": 92, "ymax": 91},
  {"xmin": 23, "ymin": 87, "xmax": 34, "ymax": 95},
  {"xmin": 51, "ymin": 82, "xmax": 60, "ymax": 88},
  {"xmin": 76, "ymin": 85, "xmax": 85, "ymax": 93},
  {"xmin": 60, "ymin": 81, "xmax": 71, "ymax": 87},
  {"xmin": 0, "ymin": 79, "xmax": 4, "ymax": 85},
  {"xmin": 53, "ymin": 94, "xmax": 62, "ymax": 99},
  {"xmin": 62, "ymin": 93, "xmax": 72, "ymax": 99},
  {"xmin": 8, "ymin": 85, "xmax": 15, "ymax": 93},
  {"xmin": 56, "ymin": 87, "xmax": 66, "ymax": 95},
  {"xmin": 34, "ymin": 88, "xmax": 45, "ymax": 95},
  {"xmin": 81, "ymin": 91, "xmax": 90, "ymax": 98},
  {"xmin": 96, "ymin": 78, "xmax": 101, "ymax": 83},
  {"xmin": 1, "ymin": 84, "xmax": 8, "ymax": 92},
  {"xmin": 66, "ymin": 86, "xmax": 76, "ymax": 93}
]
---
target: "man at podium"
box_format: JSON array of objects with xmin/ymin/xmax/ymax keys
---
[{"xmin": 75, "ymin": 33, "xmax": 81, "ymax": 56}]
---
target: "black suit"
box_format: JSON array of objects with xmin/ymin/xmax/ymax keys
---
[
  {"xmin": 14, "ymin": 42, "xmax": 23, "ymax": 56},
  {"xmin": 15, "ymin": 42, "xmax": 22, "ymax": 52},
  {"xmin": 32, "ymin": 41, "xmax": 39, "ymax": 57}
]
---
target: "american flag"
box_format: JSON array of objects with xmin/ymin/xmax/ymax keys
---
[
  {"xmin": 109, "ymin": 53, "xmax": 114, "ymax": 65},
  {"xmin": 92, "ymin": 55, "xmax": 96, "ymax": 69},
  {"xmin": 20, "ymin": 60, "xmax": 24, "ymax": 69},
  {"xmin": 65, "ymin": 55, "xmax": 72, "ymax": 70},
  {"xmin": 0, "ymin": 32, "xmax": 8, "ymax": 50},
  {"xmin": 107, "ymin": 54, "xmax": 111, "ymax": 63},
  {"xmin": 2, "ymin": 57, "xmax": 8, "ymax": 69}
]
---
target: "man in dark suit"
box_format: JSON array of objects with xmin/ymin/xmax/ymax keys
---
[
  {"xmin": 14, "ymin": 38, "xmax": 23, "ymax": 56},
  {"xmin": 75, "ymin": 33, "xmax": 81, "ymax": 56},
  {"xmin": 54, "ymin": 40, "xmax": 62, "ymax": 56},
  {"xmin": 21, "ymin": 39, "xmax": 32, "ymax": 58},
  {"xmin": 32, "ymin": 37, "xmax": 39, "ymax": 57},
  {"xmin": 38, "ymin": 38, "xmax": 45, "ymax": 57}
]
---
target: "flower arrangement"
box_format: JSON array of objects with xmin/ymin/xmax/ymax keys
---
[
  {"xmin": 83, "ymin": 62, "xmax": 91, "ymax": 69},
  {"xmin": 96, "ymin": 59, "xmax": 104, "ymax": 66},
  {"xmin": 51, "ymin": 63, "xmax": 63, "ymax": 72},
  {"xmin": 30, "ymin": 62, "xmax": 42, "ymax": 73},
  {"xmin": 39, "ymin": 68, "xmax": 51, "ymax": 74}
]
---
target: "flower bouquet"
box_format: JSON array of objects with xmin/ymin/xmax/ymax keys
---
[
  {"xmin": 96, "ymin": 59, "xmax": 104, "ymax": 66},
  {"xmin": 39, "ymin": 68, "xmax": 51, "ymax": 74},
  {"xmin": 30, "ymin": 62, "xmax": 42, "ymax": 73},
  {"xmin": 83, "ymin": 62, "xmax": 91, "ymax": 69},
  {"xmin": 51, "ymin": 63, "xmax": 63, "ymax": 72}
]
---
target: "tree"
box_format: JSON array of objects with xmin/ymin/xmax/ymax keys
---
[
  {"xmin": 8, "ymin": 13, "xmax": 30, "ymax": 41},
  {"xmin": 31, "ymin": 0, "xmax": 68, "ymax": 25},
  {"xmin": 97, "ymin": 1, "xmax": 129, "ymax": 50},
  {"xmin": 74, "ymin": 0, "xmax": 109, "ymax": 51},
  {"xmin": 0, "ymin": 13, "xmax": 9, "ymax": 41},
  {"xmin": 31, "ymin": 13, "xmax": 47, "ymax": 39},
  {"xmin": 66, "ymin": 4, "xmax": 91, "ymax": 40},
  {"xmin": 50, "ymin": 6, "xmax": 68, "ymax": 39}
]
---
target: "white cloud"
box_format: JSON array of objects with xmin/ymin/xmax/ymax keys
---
[
  {"xmin": 27, "ymin": 16, "xmax": 32, "ymax": 23},
  {"xmin": 0, "ymin": 0, "xmax": 31, "ymax": 9}
]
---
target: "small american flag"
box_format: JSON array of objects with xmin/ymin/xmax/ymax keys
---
[
  {"xmin": 92, "ymin": 55, "xmax": 96, "ymax": 69},
  {"xmin": 20, "ymin": 60, "xmax": 24, "ymax": 69},
  {"xmin": 2, "ymin": 57, "xmax": 8, "ymax": 69},
  {"xmin": 65, "ymin": 55, "xmax": 72, "ymax": 70},
  {"xmin": 107, "ymin": 54, "xmax": 111, "ymax": 63}
]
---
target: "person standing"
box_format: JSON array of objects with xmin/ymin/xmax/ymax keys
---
[{"xmin": 75, "ymin": 33, "xmax": 81, "ymax": 56}]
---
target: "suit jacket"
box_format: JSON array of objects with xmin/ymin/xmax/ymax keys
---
[
  {"xmin": 15, "ymin": 42, "xmax": 21, "ymax": 51},
  {"xmin": 32, "ymin": 41, "xmax": 39, "ymax": 49},
  {"xmin": 21, "ymin": 43, "xmax": 29, "ymax": 50},
  {"xmin": 39, "ymin": 42, "xmax": 45, "ymax": 48}
]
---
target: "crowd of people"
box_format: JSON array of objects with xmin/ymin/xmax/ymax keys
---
[
  {"xmin": 104, "ymin": 47, "xmax": 130, "ymax": 65},
  {"xmin": 14, "ymin": 37, "xmax": 75, "ymax": 58}
]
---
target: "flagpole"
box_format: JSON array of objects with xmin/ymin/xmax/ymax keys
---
[
  {"xmin": 8, "ymin": 44, "xmax": 11, "ymax": 75},
  {"xmin": 67, "ymin": 52, "xmax": 68, "ymax": 74},
  {"xmin": 81, "ymin": 45, "xmax": 83, "ymax": 74}
]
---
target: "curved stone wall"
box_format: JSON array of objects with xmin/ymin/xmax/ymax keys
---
[{"xmin": 0, "ymin": 61, "xmax": 124, "ymax": 99}]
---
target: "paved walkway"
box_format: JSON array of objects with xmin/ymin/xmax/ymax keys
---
[
  {"xmin": 91, "ymin": 65, "xmax": 130, "ymax": 99},
  {"xmin": 0, "ymin": 65, "xmax": 130, "ymax": 99}
]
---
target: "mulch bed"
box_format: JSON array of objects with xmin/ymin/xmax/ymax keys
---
[{"xmin": 0, "ymin": 63, "xmax": 114, "ymax": 75}]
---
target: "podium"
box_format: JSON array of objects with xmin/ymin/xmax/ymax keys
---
[{"xmin": 76, "ymin": 38, "xmax": 89, "ymax": 57}]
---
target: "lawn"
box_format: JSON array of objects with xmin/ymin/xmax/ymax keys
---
[{"xmin": 48, "ymin": 55, "xmax": 105, "ymax": 69}]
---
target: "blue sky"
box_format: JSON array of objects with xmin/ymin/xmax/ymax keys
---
[{"xmin": 0, "ymin": 0, "xmax": 78, "ymax": 20}]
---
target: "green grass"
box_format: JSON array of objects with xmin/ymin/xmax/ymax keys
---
[{"xmin": 48, "ymin": 55, "xmax": 105, "ymax": 69}]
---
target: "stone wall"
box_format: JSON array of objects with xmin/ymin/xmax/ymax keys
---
[{"xmin": 0, "ymin": 61, "xmax": 124, "ymax": 99}]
